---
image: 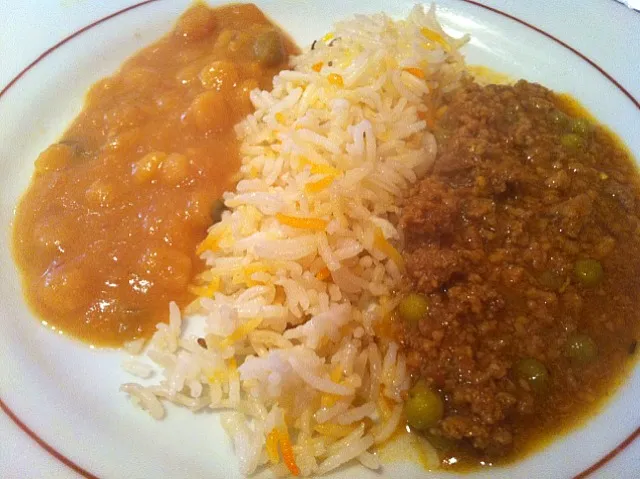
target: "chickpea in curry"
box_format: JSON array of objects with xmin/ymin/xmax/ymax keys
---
[{"xmin": 12, "ymin": 3, "xmax": 296, "ymax": 347}]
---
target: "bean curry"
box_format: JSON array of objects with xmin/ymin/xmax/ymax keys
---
[{"xmin": 12, "ymin": 3, "xmax": 296, "ymax": 346}]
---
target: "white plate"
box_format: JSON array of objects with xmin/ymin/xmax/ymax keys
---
[{"xmin": 1, "ymin": 1, "xmax": 639, "ymax": 478}]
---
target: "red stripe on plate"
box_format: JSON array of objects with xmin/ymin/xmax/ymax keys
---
[
  {"xmin": 0, "ymin": 0, "xmax": 161, "ymax": 100},
  {"xmin": 573, "ymin": 426, "xmax": 640, "ymax": 479},
  {"xmin": 460, "ymin": 0, "xmax": 640, "ymax": 110},
  {"xmin": 0, "ymin": 397, "xmax": 99, "ymax": 479}
]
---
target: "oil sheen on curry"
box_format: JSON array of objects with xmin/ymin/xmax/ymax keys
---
[
  {"xmin": 12, "ymin": 3, "xmax": 296, "ymax": 347},
  {"xmin": 394, "ymin": 79, "xmax": 640, "ymax": 468}
]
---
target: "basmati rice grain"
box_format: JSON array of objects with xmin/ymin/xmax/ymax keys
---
[{"xmin": 122, "ymin": 4, "xmax": 469, "ymax": 476}]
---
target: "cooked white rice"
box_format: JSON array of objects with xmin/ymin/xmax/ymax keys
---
[{"xmin": 121, "ymin": 4, "xmax": 468, "ymax": 476}]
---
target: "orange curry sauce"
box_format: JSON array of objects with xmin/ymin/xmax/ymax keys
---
[{"xmin": 12, "ymin": 3, "xmax": 296, "ymax": 347}]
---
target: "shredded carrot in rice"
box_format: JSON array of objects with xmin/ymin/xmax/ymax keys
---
[
  {"xmin": 207, "ymin": 369, "xmax": 227, "ymax": 383},
  {"xmin": 314, "ymin": 423, "xmax": 356, "ymax": 438},
  {"xmin": 266, "ymin": 430, "xmax": 280, "ymax": 465},
  {"xmin": 196, "ymin": 234, "xmax": 219, "ymax": 255},
  {"xmin": 327, "ymin": 73, "xmax": 344, "ymax": 87},
  {"xmin": 321, "ymin": 394, "xmax": 337, "ymax": 408},
  {"xmin": 315, "ymin": 266, "xmax": 331, "ymax": 281},
  {"xmin": 232, "ymin": 262, "xmax": 269, "ymax": 287},
  {"xmin": 299, "ymin": 157, "xmax": 341, "ymax": 176},
  {"xmin": 305, "ymin": 176, "xmax": 334, "ymax": 193},
  {"xmin": 312, "ymin": 62, "xmax": 323, "ymax": 72},
  {"xmin": 188, "ymin": 276, "xmax": 220, "ymax": 297},
  {"xmin": 276, "ymin": 213, "xmax": 328, "ymax": 231},
  {"xmin": 330, "ymin": 365, "xmax": 343, "ymax": 382},
  {"xmin": 228, "ymin": 357, "xmax": 238, "ymax": 371},
  {"xmin": 311, "ymin": 163, "xmax": 340, "ymax": 176},
  {"xmin": 420, "ymin": 27, "xmax": 450, "ymax": 50},
  {"xmin": 278, "ymin": 428, "xmax": 300, "ymax": 476},
  {"xmin": 402, "ymin": 67, "xmax": 425, "ymax": 79},
  {"xmin": 219, "ymin": 318, "xmax": 263, "ymax": 348},
  {"xmin": 373, "ymin": 227, "xmax": 404, "ymax": 269},
  {"xmin": 196, "ymin": 226, "xmax": 233, "ymax": 255},
  {"xmin": 320, "ymin": 366, "xmax": 343, "ymax": 407}
]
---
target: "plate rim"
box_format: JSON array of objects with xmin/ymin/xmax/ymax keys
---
[{"xmin": 1, "ymin": 0, "xmax": 638, "ymax": 478}]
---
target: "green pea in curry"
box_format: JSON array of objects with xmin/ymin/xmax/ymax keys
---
[{"xmin": 396, "ymin": 79, "xmax": 640, "ymax": 468}]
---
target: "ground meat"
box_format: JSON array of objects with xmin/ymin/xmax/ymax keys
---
[{"xmin": 398, "ymin": 80, "xmax": 640, "ymax": 466}]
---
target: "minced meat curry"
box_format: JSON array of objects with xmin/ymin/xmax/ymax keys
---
[{"xmin": 396, "ymin": 80, "xmax": 640, "ymax": 467}]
